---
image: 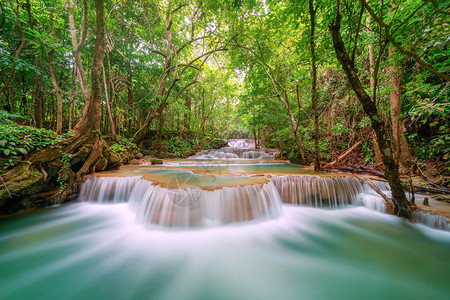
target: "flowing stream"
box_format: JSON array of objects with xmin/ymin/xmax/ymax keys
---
[{"xmin": 1, "ymin": 139, "xmax": 449, "ymax": 300}]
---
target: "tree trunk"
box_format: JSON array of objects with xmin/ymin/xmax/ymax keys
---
[
  {"xmin": 309, "ymin": 0, "xmax": 321, "ymax": 171},
  {"xmin": 329, "ymin": 9, "xmax": 411, "ymax": 219},
  {"xmin": 0, "ymin": 0, "xmax": 121, "ymax": 215},
  {"xmin": 69, "ymin": 65, "xmax": 77, "ymax": 131},
  {"xmin": 290, "ymin": 91, "xmax": 307, "ymax": 163},
  {"xmin": 66, "ymin": 0, "xmax": 89, "ymax": 102},
  {"xmin": 102, "ymin": 64, "xmax": 117, "ymax": 141},
  {"xmin": 72, "ymin": 0, "xmax": 106, "ymax": 135},
  {"xmin": 33, "ymin": 55, "xmax": 44, "ymax": 129},
  {"xmin": 127, "ymin": 72, "xmax": 133, "ymax": 133},
  {"xmin": 389, "ymin": 47, "xmax": 413, "ymax": 173},
  {"xmin": 367, "ymin": 15, "xmax": 383, "ymax": 164},
  {"xmin": 48, "ymin": 51, "xmax": 63, "ymax": 133}
]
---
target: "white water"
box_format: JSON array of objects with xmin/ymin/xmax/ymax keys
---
[
  {"xmin": 128, "ymin": 180, "xmax": 282, "ymax": 228},
  {"xmin": 81, "ymin": 176, "xmax": 282, "ymax": 228},
  {"xmin": 189, "ymin": 138, "xmax": 279, "ymax": 160},
  {"xmin": 79, "ymin": 172, "xmax": 392, "ymax": 228},
  {"xmin": 269, "ymin": 175, "xmax": 383, "ymax": 209},
  {"xmin": 414, "ymin": 211, "xmax": 450, "ymax": 231},
  {"xmin": 1, "ymin": 203, "xmax": 449, "ymax": 300},
  {"xmin": 79, "ymin": 176, "xmax": 141, "ymax": 203}
]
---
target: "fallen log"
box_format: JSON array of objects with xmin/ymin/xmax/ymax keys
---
[
  {"xmin": 403, "ymin": 183, "xmax": 450, "ymax": 195},
  {"xmin": 333, "ymin": 165, "xmax": 386, "ymax": 178},
  {"xmin": 323, "ymin": 141, "xmax": 361, "ymax": 169}
]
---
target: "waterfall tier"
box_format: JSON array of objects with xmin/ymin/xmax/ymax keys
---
[
  {"xmin": 414, "ymin": 211, "xmax": 450, "ymax": 231},
  {"xmin": 269, "ymin": 175, "xmax": 386, "ymax": 212},
  {"xmin": 189, "ymin": 139, "xmax": 279, "ymax": 160},
  {"xmin": 80, "ymin": 176, "xmax": 282, "ymax": 228},
  {"xmin": 79, "ymin": 176, "xmax": 141, "ymax": 203}
]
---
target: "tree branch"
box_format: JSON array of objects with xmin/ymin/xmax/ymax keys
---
[{"xmin": 360, "ymin": 0, "xmax": 450, "ymax": 82}]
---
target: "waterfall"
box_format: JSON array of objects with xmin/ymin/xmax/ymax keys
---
[
  {"xmin": 268, "ymin": 175, "xmax": 385, "ymax": 211},
  {"xmin": 79, "ymin": 176, "xmax": 141, "ymax": 203},
  {"xmin": 189, "ymin": 138, "xmax": 279, "ymax": 160},
  {"xmin": 80, "ymin": 176, "xmax": 283, "ymax": 228},
  {"xmin": 242, "ymin": 150, "xmax": 267, "ymax": 159},
  {"xmin": 414, "ymin": 211, "xmax": 450, "ymax": 231},
  {"xmin": 228, "ymin": 139, "xmax": 255, "ymax": 148},
  {"xmin": 80, "ymin": 172, "xmax": 450, "ymax": 230},
  {"xmin": 371, "ymin": 180, "xmax": 391, "ymax": 191}
]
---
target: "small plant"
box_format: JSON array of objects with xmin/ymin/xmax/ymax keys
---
[
  {"xmin": 110, "ymin": 137, "xmax": 137, "ymax": 156},
  {"xmin": 57, "ymin": 151, "xmax": 72, "ymax": 197},
  {"xmin": 361, "ymin": 141, "xmax": 374, "ymax": 164},
  {"xmin": 0, "ymin": 111, "xmax": 64, "ymax": 170}
]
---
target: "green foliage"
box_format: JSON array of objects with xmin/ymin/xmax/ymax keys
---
[
  {"xmin": 57, "ymin": 152, "xmax": 72, "ymax": 197},
  {"xmin": 204, "ymin": 138, "xmax": 228, "ymax": 150},
  {"xmin": 166, "ymin": 136, "xmax": 194, "ymax": 157},
  {"xmin": 0, "ymin": 110, "xmax": 30, "ymax": 123},
  {"xmin": 411, "ymin": 126, "xmax": 450, "ymax": 162},
  {"xmin": 331, "ymin": 119, "xmax": 350, "ymax": 136},
  {"xmin": 0, "ymin": 111, "xmax": 63, "ymax": 170},
  {"xmin": 361, "ymin": 141, "xmax": 374, "ymax": 164},
  {"xmin": 110, "ymin": 138, "xmax": 137, "ymax": 157}
]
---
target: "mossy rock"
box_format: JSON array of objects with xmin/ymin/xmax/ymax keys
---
[
  {"xmin": 78, "ymin": 146, "xmax": 92, "ymax": 159},
  {"xmin": 130, "ymin": 159, "xmax": 140, "ymax": 165},
  {"xmin": 102, "ymin": 146, "xmax": 122, "ymax": 169},
  {"xmin": 150, "ymin": 158, "xmax": 163, "ymax": 165}
]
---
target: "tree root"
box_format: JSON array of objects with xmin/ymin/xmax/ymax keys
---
[{"xmin": 0, "ymin": 132, "xmax": 122, "ymax": 214}]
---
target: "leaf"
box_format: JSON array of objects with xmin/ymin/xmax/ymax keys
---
[
  {"xmin": 18, "ymin": 148, "xmax": 28, "ymax": 155},
  {"xmin": 0, "ymin": 140, "xmax": 6, "ymax": 147},
  {"xmin": 3, "ymin": 149, "xmax": 11, "ymax": 156}
]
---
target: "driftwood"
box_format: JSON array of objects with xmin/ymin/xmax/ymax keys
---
[
  {"xmin": 405, "ymin": 184, "xmax": 450, "ymax": 195},
  {"xmin": 333, "ymin": 165, "xmax": 386, "ymax": 179},
  {"xmin": 361, "ymin": 177, "xmax": 394, "ymax": 213},
  {"xmin": 323, "ymin": 141, "xmax": 361, "ymax": 169}
]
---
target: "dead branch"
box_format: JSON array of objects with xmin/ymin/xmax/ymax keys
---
[{"xmin": 324, "ymin": 141, "xmax": 362, "ymax": 169}]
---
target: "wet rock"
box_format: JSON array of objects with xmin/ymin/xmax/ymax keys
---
[
  {"xmin": 150, "ymin": 158, "xmax": 163, "ymax": 165},
  {"xmin": 103, "ymin": 146, "xmax": 122, "ymax": 169},
  {"xmin": 130, "ymin": 159, "xmax": 140, "ymax": 165},
  {"xmin": 423, "ymin": 197, "xmax": 429, "ymax": 206}
]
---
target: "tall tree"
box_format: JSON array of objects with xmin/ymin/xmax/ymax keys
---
[
  {"xmin": 329, "ymin": 0, "xmax": 411, "ymax": 218},
  {"xmin": 309, "ymin": 0, "xmax": 321, "ymax": 171}
]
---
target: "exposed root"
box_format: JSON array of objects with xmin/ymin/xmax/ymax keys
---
[{"xmin": 0, "ymin": 131, "xmax": 122, "ymax": 214}]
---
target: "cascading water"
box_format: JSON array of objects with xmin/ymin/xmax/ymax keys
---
[
  {"xmin": 413, "ymin": 211, "xmax": 450, "ymax": 231},
  {"xmin": 270, "ymin": 175, "xmax": 360, "ymax": 206},
  {"xmin": 189, "ymin": 138, "xmax": 279, "ymax": 160},
  {"xmin": 81, "ymin": 175, "xmax": 282, "ymax": 228},
  {"xmin": 1, "ymin": 139, "xmax": 450, "ymax": 299},
  {"xmin": 79, "ymin": 176, "xmax": 141, "ymax": 203}
]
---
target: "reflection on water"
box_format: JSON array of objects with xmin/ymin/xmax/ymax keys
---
[{"xmin": 0, "ymin": 204, "xmax": 449, "ymax": 300}]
